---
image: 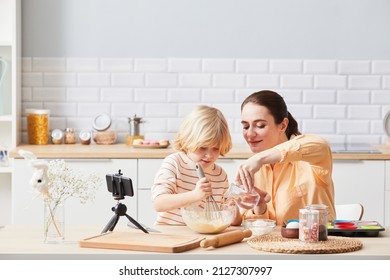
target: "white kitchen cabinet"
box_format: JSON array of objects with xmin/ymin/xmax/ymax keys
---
[
  {"xmin": 137, "ymin": 159, "xmax": 162, "ymax": 226},
  {"xmin": 332, "ymin": 160, "xmax": 385, "ymax": 225},
  {"xmin": 12, "ymin": 158, "xmax": 138, "ymax": 227},
  {"xmin": 0, "ymin": 0, "xmax": 21, "ymax": 225}
]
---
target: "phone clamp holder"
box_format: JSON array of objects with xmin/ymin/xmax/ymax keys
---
[{"xmin": 102, "ymin": 170, "xmax": 149, "ymax": 234}]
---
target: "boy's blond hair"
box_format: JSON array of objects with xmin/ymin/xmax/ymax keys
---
[{"xmin": 174, "ymin": 105, "xmax": 232, "ymax": 156}]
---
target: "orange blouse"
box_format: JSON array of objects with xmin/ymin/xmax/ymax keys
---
[{"xmin": 248, "ymin": 134, "xmax": 336, "ymax": 225}]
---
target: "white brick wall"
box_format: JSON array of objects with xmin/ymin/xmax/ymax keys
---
[{"xmin": 21, "ymin": 58, "xmax": 390, "ymax": 144}]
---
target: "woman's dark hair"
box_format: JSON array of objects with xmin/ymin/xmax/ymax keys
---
[{"xmin": 241, "ymin": 90, "xmax": 301, "ymax": 138}]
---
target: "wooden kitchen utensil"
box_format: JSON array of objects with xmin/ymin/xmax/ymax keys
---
[
  {"xmin": 80, "ymin": 231, "xmax": 203, "ymax": 253},
  {"xmin": 200, "ymin": 229, "xmax": 252, "ymax": 248}
]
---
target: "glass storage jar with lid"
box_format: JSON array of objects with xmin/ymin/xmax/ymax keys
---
[{"xmin": 26, "ymin": 109, "xmax": 50, "ymax": 145}]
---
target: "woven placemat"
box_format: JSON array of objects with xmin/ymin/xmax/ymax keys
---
[{"xmin": 247, "ymin": 235, "xmax": 363, "ymax": 254}]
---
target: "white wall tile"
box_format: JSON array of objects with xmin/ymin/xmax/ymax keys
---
[
  {"xmin": 280, "ymin": 90, "xmax": 302, "ymax": 104},
  {"xmin": 178, "ymin": 103, "xmax": 209, "ymax": 117},
  {"xmin": 303, "ymin": 120, "xmax": 335, "ymax": 134},
  {"xmin": 281, "ymin": 75, "xmax": 312, "ymax": 89},
  {"xmin": 22, "ymin": 58, "xmax": 32, "ymax": 72},
  {"xmin": 202, "ymin": 89, "xmax": 234, "ymax": 103},
  {"xmin": 179, "ymin": 74, "xmax": 212, "ymax": 87},
  {"xmin": 304, "ymin": 60, "xmax": 336, "ymax": 74},
  {"xmin": 143, "ymin": 118, "xmax": 167, "ymax": 133},
  {"xmin": 270, "ymin": 60, "xmax": 302, "ymax": 73},
  {"xmin": 348, "ymin": 75, "xmax": 381, "ymax": 89},
  {"xmin": 303, "ymin": 90, "xmax": 336, "ymax": 104},
  {"xmin": 33, "ymin": 88, "xmax": 66, "ymax": 101},
  {"xmin": 44, "ymin": 73, "xmax": 76, "ymax": 87},
  {"xmin": 21, "ymin": 87, "xmax": 32, "ymax": 101},
  {"xmin": 101, "ymin": 88, "xmax": 133, "ymax": 102},
  {"xmin": 213, "ymin": 74, "xmax": 245, "ymax": 88},
  {"xmin": 168, "ymin": 89, "xmax": 201, "ymax": 102},
  {"xmin": 236, "ymin": 59, "xmax": 268, "ymax": 73},
  {"xmin": 246, "ymin": 75, "xmax": 279, "ymax": 88},
  {"xmin": 111, "ymin": 103, "xmax": 144, "ymax": 118},
  {"xmin": 313, "ymin": 105, "xmax": 346, "ymax": 119},
  {"xmin": 112, "ymin": 73, "xmax": 144, "ymax": 87},
  {"xmin": 22, "ymin": 73, "xmax": 43, "ymax": 87},
  {"xmin": 77, "ymin": 103, "xmax": 110, "ymax": 117},
  {"xmin": 101, "ymin": 58, "xmax": 134, "ymax": 72},
  {"xmin": 338, "ymin": 60, "xmax": 371, "ymax": 74},
  {"xmin": 384, "ymin": 76, "xmax": 390, "ymax": 89},
  {"xmin": 33, "ymin": 57, "xmax": 66, "ymax": 72},
  {"xmin": 45, "ymin": 102, "xmax": 78, "ymax": 117},
  {"xmin": 372, "ymin": 61, "xmax": 390, "ymax": 74},
  {"xmin": 146, "ymin": 73, "xmax": 177, "ymax": 87},
  {"xmin": 134, "ymin": 89, "xmax": 167, "ymax": 102},
  {"xmin": 145, "ymin": 103, "xmax": 178, "ymax": 117},
  {"xmin": 337, "ymin": 120, "xmax": 370, "ymax": 134},
  {"xmin": 77, "ymin": 73, "xmax": 110, "ymax": 87},
  {"xmin": 348, "ymin": 105, "xmax": 381, "ymax": 119},
  {"xmin": 167, "ymin": 118, "xmax": 183, "ymax": 133},
  {"xmin": 67, "ymin": 88, "xmax": 100, "ymax": 102},
  {"xmin": 202, "ymin": 59, "xmax": 235, "ymax": 73},
  {"xmin": 168, "ymin": 58, "xmax": 201, "ymax": 72},
  {"xmin": 288, "ymin": 105, "xmax": 313, "ymax": 119},
  {"xmin": 67, "ymin": 58, "xmax": 100, "ymax": 72},
  {"xmin": 337, "ymin": 90, "xmax": 370, "ymax": 104},
  {"xmin": 135, "ymin": 58, "xmax": 167, "ymax": 72},
  {"xmin": 314, "ymin": 75, "xmax": 347, "ymax": 89},
  {"xmin": 372, "ymin": 90, "xmax": 390, "ymax": 104}
]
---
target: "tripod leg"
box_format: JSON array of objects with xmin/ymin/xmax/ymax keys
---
[
  {"xmin": 125, "ymin": 214, "xmax": 149, "ymax": 233},
  {"xmin": 101, "ymin": 214, "xmax": 119, "ymax": 233}
]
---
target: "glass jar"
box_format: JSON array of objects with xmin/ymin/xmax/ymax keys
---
[
  {"xmin": 299, "ymin": 208, "xmax": 320, "ymax": 243},
  {"xmin": 64, "ymin": 128, "xmax": 76, "ymax": 144},
  {"xmin": 51, "ymin": 129, "xmax": 63, "ymax": 144},
  {"xmin": 26, "ymin": 109, "xmax": 50, "ymax": 145},
  {"xmin": 79, "ymin": 130, "xmax": 91, "ymax": 145},
  {"xmin": 306, "ymin": 204, "xmax": 329, "ymax": 241}
]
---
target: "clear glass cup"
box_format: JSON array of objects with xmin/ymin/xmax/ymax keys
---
[{"xmin": 224, "ymin": 183, "xmax": 260, "ymax": 210}]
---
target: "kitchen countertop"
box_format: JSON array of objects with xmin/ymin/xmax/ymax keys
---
[
  {"xmin": 0, "ymin": 224, "xmax": 389, "ymax": 260},
  {"xmin": 9, "ymin": 143, "xmax": 390, "ymax": 160}
]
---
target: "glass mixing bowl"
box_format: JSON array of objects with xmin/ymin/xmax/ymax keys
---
[{"xmin": 181, "ymin": 203, "xmax": 236, "ymax": 234}]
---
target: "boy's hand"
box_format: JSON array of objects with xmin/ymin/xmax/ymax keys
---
[{"xmin": 193, "ymin": 177, "xmax": 212, "ymax": 201}]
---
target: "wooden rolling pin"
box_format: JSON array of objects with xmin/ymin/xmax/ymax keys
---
[{"xmin": 200, "ymin": 229, "xmax": 252, "ymax": 248}]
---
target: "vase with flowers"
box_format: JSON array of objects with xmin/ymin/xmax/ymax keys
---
[{"xmin": 19, "ymin": 150, "xmax": 102, "ymax": 243}]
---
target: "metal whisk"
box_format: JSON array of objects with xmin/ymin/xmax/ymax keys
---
[{"xmin": 195, "ymin": 163, "xmax": 221, "ymax": 220}]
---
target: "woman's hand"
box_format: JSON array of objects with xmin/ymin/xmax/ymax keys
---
[
  {"xmin": 235, "ymin": 155, "xmax": 262, "ymax": 192},
  {"xmin": 253, "ymin": 188, "xmax": 271, "ymax": 215},
  {"xmin": 192, "ymin": 177, "xmax": 212, "ymax": 201}
]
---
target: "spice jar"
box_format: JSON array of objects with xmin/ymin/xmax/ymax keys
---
[
  {"xmin": 299, "ymin": 208, "xmax": 320, "ymax": 243},
  {"xmin": 306, "ymin": 204, "xmax": 329, "ymax": 241},
  {"xmin": 51, "ymin": 129, "xmax": 64, "ymax": 144},
  {"xmin": 79, "ymin": 130, "xmax": 91, "ymax": 145},
  {"xmin": 64, "ymin": 128, "xmax": 76, "ymax": 144},
  {"xmin": 26, "ymin": 109, "xmax": 50, "ymax": 145}
]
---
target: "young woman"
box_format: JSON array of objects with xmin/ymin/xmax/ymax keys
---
[
  {"xmin": 236, "ymin": 90, "xmax": 336, "ymax": 225},
  {"xmin": 151, "ymin": 105, "xmax": 241, "ymax": 226}
]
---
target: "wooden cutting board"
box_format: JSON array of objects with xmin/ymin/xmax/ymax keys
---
[{"xmin": 79, "ymin": 231, "xmax": 203, "ymax": 253}]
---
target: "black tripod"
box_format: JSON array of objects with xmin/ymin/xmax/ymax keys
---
[{"xmin": 102, "ymin": 201, "xmax": 149, "ymax": 234}]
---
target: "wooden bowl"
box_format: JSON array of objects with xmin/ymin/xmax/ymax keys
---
[{"xmin": 281, "ymin": 226, "xmax": 299, "ymax": 239}]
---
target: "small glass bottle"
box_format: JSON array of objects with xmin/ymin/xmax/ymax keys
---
[
  {"xmin": 51, "ymin": 129, "xmax": 64, "ymax": 144},
  {"xmin": 79, "ymin": 130, "xmax": 91, "ymax": 145},
  {"xmin": 64, "ymin": 128, "xmax": 76, "ymax": 144}
]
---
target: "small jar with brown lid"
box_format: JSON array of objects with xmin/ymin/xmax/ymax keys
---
[
  {"xmin": 79, "ymin": 130, "xmax": 91, "ymax": 145},
  {"xmin": 64, "ymin": 128, "xmax": 76, "ymax": 144}
]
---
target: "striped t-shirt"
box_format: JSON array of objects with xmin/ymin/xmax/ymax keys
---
[{"xmin": 151, "ymin": 152, "xmax": 229, "ymax": 225}]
